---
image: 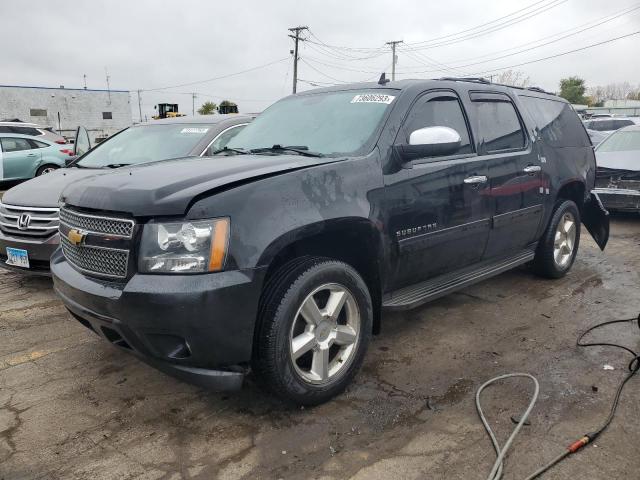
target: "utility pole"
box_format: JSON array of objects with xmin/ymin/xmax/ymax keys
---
[
  {"xmin": 288, "ymin": 26, "xmax": 308, "ymax": 94},
  {"xmin": 386, "ymin": 40, "xmax": 403, "ymax": 81},
  {"xmin": 83, "ymin": 74, "xmax": 87, "ymax": 90},
  {"xmin": 192, "ymin": 92, "xmax": 197, "ymax": 116},
  {"xmin": 136, "ymin": 90, "xmax": 143, "ymax": 122}
]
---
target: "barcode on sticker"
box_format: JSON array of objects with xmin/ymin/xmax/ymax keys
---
[
  {"xmin": 180, "ymin": 128, "xmax": 209, "ymax": 134},
  {"xmin": 351, "ymin": 94, "xmax": 395, "ymax": 104}
]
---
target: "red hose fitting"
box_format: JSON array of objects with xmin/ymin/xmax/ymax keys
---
[{"xmin": 567, "ymin": 436, "xmax": 590, "ymax": 453}]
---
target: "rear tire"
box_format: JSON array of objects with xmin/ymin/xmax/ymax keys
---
[
  {"xmin": 36, "ymin": 165, "xmax": 59, "ymax": 176},
  {"xmin": 253, "ymin": 257, "xmax": 372, "ymax": 406},
  {"xmin": 532, "ymin": 200, "xmax": 581, "ymax": 278}
]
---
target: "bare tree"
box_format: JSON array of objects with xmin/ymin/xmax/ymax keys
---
[
  {"xmin": 587, "ymin": 82, "xmax": 639, "ymax": 104},
  {"xmin": 493, "ymin": 69, "xmax": 531, "ymax": 87}
]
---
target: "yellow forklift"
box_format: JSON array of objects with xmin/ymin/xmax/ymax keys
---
[{"xmin": 152, "ymin": 103, "xmax": 186, "ymax": 120}]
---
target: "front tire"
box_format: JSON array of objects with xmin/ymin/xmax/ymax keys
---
[
  {"xmin": 36, "ymin": 165, "xmax": 59, "ymax": 176},
  {"xmin": 532, "ymin": 200, "xmax": 581, "ymax": 278},
  {"xmin": 253, "ymin": 258, "xmax": 372, "ymax": 405}
]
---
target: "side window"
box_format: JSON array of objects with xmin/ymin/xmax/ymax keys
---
[
  {"xmin": 613, "ymin": 119, "xmax": 633, "ymax": 130},
  {"xmin": 205, "ymin": 125, "xmax": 246, "ymax": 155},
  {"xmin": 519, "ymin": 96, "xmax": 590, "ymax": 147},
  {"xmin": 471, "ymin": 99, "xmax": 525, "ymax": 153},
  {"xmin": 11, "ymin": 126, "xmax": 40, "ymax": 136},
  {"xmin": 29, "ymin": 139, "xmax": 49, "ymax": 149},
  {"xmin": 0, "ymin": 138, "xmax": 34, "ymax": 152},
  {"xmin": 402, "ymin": 95, "xmax": 472, "ymax": 155}
]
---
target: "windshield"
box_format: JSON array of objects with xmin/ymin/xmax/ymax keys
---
[
  {"xmin": 596, "ymin": 129, "xmax": 640, "ymax": 153},
  {"xmin": 226, "ymin": 89, "xmax": 397, "ymax": 156},
  {"xmin": 76, "ymin": 124, "xmax": 212, "ymax": 168}
]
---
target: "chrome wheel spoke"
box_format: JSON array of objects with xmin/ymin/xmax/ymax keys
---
[
  {"xmin": 289, "ymin": 282, "xmax": 361, "ymax": 385},
  {"xmin": 300, "ymin": 296, "xmax": 324, "ymax": 326},
  {"xmin": 554, "ymin": 231, "xmax": 562, "ymax": 248},
  {"xmin": 324, "ymin": 290, "xmax": 347, "ymax": 321},
  {"xmin": 333, "ymin": 325, "xmax": 357, "ymax": 346},
  {"xmin": 291, "ymin": 332, "xmax": 316, "ymax": 360},
  {"xmin": 310, "ymin": 346, "xmax": 330, "ymax": 381},
  {"xmin": 563, "ymin": 218, "xmax": 574, "ymax": 234}
]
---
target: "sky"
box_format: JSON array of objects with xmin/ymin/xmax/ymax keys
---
[{"xmin": 2, "ymin": 0, "xmax": 639, "ymax": 120}]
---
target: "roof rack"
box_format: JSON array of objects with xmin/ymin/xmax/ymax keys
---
[
  {"xmin": 439, "ymin": 77, "xmax": 491, "ymax": 84},
  {"xmin": 525, "ymin": 86, "xmax": 556, "ymax": 95}
]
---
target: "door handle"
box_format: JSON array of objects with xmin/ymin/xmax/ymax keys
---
[
  {"xmin": 463, "ymin": 175, "xmax": 488, "ymax": 185},
  {"xmin": 523, "ymin": 165, "xmax": 541, "ymax": 173}
]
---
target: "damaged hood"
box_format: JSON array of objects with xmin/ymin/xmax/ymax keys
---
[
  {"xmin": 1, "ymin": 168, "xmax": 105, "ymax": 208},
  {"xmin": 60, "ymin": 154, "xmax": 340, "ymax": 216},
  {"xmin": 596, "ymin": 151, "xmax": 640, "ymax": 172}
]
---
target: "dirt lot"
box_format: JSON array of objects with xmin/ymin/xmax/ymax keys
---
[{"xmin": 1, "ymin": 217, "xmax": 639, "ymax": 480}]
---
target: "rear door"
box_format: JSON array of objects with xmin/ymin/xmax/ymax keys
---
[
  {"xmin": 0, "ymin": 137, "xmax": 41, "ymax": 180},
  {"xmin": 467, "ymin": 92, "xmax": 542, "ymax": 259},
  {"xmin": 384, "ymin": 90, "xmax": 492, "ymax": 288}
]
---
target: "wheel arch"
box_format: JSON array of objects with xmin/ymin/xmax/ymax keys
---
[{"xmin": 257, "ymin": 217, "xmax": 385, "ymax": 335}]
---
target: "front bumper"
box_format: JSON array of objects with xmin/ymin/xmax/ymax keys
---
[
  {"xmin": 593, "ymin": 187, "xmax": 640, "ymax": 212},
  {"xmin": 0, "ymin": 231, "xmax": 59, "ymax": 275},
  {"xmin": 51, "ymin": 249, "xmax": 266, "ymax": 390}
]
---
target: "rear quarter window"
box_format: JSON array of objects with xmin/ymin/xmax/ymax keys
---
[{"xmin": 519, "ymin": 95, "xmax": 590, "ymax": 147}]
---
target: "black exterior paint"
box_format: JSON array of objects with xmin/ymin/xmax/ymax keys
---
[{"xmin": 51, "ymin": 79, "xmax": 609, "ymax": 389}]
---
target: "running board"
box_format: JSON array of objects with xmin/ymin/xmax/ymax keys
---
[{"xmin": 383, "ymin": 250, "xmax": 535, "ymax": 311}]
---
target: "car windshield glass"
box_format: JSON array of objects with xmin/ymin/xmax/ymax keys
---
[
  {"xmin": 76, "ymin": 124, "xmax": 211, "ymax": 168},
  {"xmin": 596, "ymin": 130, "xmax": 640, "ymax": 153},
  {"xmin": 226, "ymin": 90, "xmax": 396, "ymax": 156}
]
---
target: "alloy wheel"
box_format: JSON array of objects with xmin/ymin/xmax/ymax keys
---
[
  {"xmin": 289, "ymin": 283, "xmax": 360, "ymax": 385},
  {"xmin": 553, "ymin": 212, "xmax": 576, "ymax": 268}
]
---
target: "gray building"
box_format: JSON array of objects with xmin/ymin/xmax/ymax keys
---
[{"xmin": 0, "ymin": 85, "xmax": 132, "ymax": 143}]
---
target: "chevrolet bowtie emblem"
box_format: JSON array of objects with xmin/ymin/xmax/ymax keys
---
[{"xmin": 67, "ymin": 229, "xmax": 86, "ymax": 246}]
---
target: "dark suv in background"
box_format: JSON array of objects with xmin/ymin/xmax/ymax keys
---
[{"xmin": 51, "ymin": 78, "xmax": 609, "ymax": 405}]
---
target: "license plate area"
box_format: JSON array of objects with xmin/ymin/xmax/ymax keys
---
[{"xmin": 6, "ymin": 247, "xmax": 30, "ymax": 268}]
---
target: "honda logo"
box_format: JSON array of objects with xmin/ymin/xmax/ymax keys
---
[{"xmin": 17, "ymin": 213, "xmax": 31, "ymax": 230}]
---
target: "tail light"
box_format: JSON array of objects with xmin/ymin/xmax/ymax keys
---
[
  {"xmin": 55, "ymin": 140, "xmax": 68, "ymax": 144},
  {"xmin": 60, "ymin": 149, "xmax": 74, "ymax": 156}
]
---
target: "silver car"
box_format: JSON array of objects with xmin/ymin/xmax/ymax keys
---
[
  {"xmin": 0, "ymin": 121, "xmax": 67, "ymax": 144},
  {"xmin": 0, "ymin": 114, "xmax": 253, "ymax": 274}
]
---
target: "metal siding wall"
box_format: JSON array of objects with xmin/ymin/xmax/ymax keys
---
[{"xmin": 0, "ymin": 86, "xmax": 132, "ymax": 142}]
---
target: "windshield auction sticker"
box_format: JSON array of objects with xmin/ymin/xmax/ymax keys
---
[
  {"xmin": 351, "ymin": 94, "xmax": 396, "ymax": 104},
  {"xmin": 180, "ymin": 127, "xmax": 209, "ymax": 134}
]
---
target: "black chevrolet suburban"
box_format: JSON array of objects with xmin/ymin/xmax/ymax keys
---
[{"xmin": 51, "ymin": 78, "xmax": 609, "ymax": 405}]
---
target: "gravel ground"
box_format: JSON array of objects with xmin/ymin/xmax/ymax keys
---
[{"xmin": 1, "ymin": 216, "xmax": 639, "ymax": 480}]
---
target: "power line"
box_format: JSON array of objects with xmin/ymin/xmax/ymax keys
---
[
  {"xmin": 144, "ymin": 57, "xmax": 290, "ymax": 92},
  {"xmin": 430, "ymin": 3, "xmax": 640, "ymax": 66},
  {"xmin": 469, "ymin": 29, "xmax": 640, "ymax": 76},
  {"xmin": 403, "ymin": 0, "xmax": 565, "ymax": 49},
  {"xmin": 399, "ymin": 3, "xmax": 640, "ymax": 73},
  {"xmin": 300, "ymin": 59, "xmax": 350, "ymax": 84}
]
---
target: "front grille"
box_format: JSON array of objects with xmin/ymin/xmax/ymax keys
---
[
  {"xmin": 0, "ymin": 203, "xmax": 59, "ymax": 238},
  {"xmin": 59, "ymin": 206, "xmax": 134, "ymax": 279},
  {"xmin": 61, "ymin": 236, "xmax": 129, "ymax": 278},
  {"xmin": 59, "ymin": 208, "xmax": 134, "ymax": 238}
]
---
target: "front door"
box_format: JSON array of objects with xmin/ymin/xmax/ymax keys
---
[
  {"xmin": 0, "ymin": 137, "xmax": 41, "ymax": 180},
  {"xmin": 384, "ymin": 90, "xmax": 492, "ymax": 289},
  {"xmin": 466, "ymin": 92, "xmax": 542, "ymax": 259}
]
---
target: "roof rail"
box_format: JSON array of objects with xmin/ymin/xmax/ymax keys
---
[
  {"xmin": 525, "ymin": 86, "xmax": 556, "ymax": 95},
  {"xmin": 439, "ymin": 77, "xmax": 491, "ymax": 84}
]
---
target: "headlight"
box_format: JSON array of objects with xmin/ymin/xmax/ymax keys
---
[{"xmin": 138, "ymin": 218, "xmax": 229, "ymax": 273}]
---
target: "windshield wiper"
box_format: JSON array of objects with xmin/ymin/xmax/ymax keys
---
[
  {"xmin": 211, "ymin": 147, "xmax": 248, "ymax": 155},
  {"xmin": 102, "ymin": 163, "xmax": 132, "ymax": 169},
  {"xmin": 250, "ymin": 145, "xmax": 324, "ymax": 157}
]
